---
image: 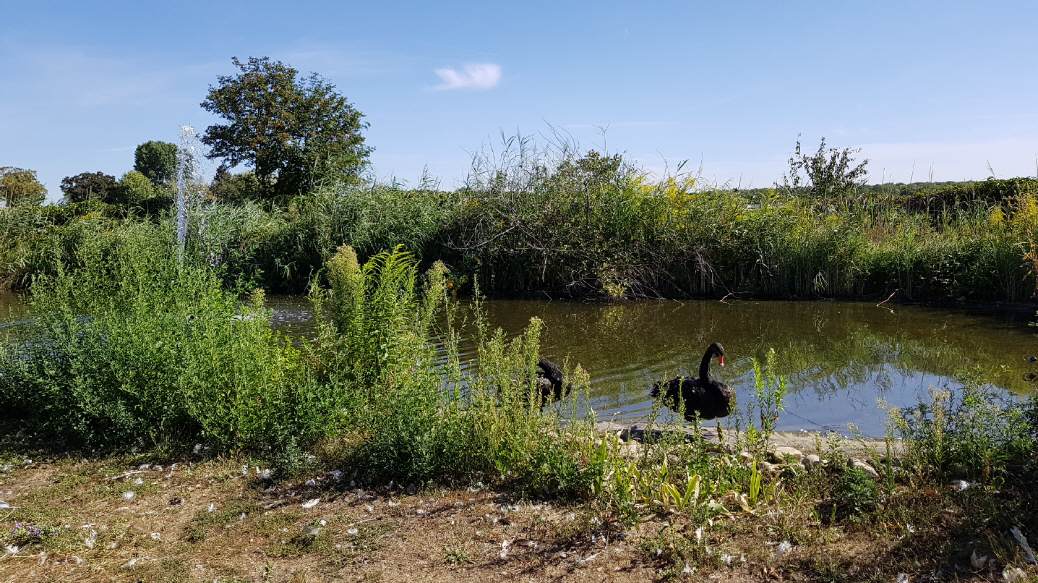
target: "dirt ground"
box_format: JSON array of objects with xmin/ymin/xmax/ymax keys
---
[{"xmin": 0, "ymin": 454, "xmax": 1032, "ymax": 582}]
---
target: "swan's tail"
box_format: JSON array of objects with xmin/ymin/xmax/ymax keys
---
[{"xmin": 650, "ymin": 383, "xmax": 662, "ymax": 399}]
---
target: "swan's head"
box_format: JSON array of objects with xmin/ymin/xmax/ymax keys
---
[{"xmin": 708, "ymin": 342, "xmax": 726, "ymax": 367}]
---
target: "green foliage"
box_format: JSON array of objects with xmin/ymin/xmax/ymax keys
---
[
  {"xmin": 9, "ymin": 135, "xmax": 1038, "ymax": 303},
  {"xmin": 210, "ymin": 165, "xmax": 262, "ymax": 203},
  {"xmin": 0, "ymin": 167, "xmax": 47, "ymax": 207},
  {"xmin": 0, "ymin": 224, "xmax": 318, "ymax": 451},
  {"xmin": 783, "ymin": 137, "xmax": 868, "ymax": 202},
  {"xmin": 116, "ymin": 170, "xmax": 156, "ymax": 206},
  {"xmin": 307, "ymin": 245, "xmax": 602, "ymax": 496},
  {"xmin": 201, "ymin": 56, "xmax": 371, "ymax": 200},
  {"xmin": 818, "ymin": 464, "xmax": 879, "ymax": 524},
  {"xmin": 742, "ymin": 348, "xmax": 787, "ymax": 457},
  {"xmin": 60, "ymin": 171, "xmax": 120, "ymax": 204},
  {"xmin": 133, "ymin": 141, "xmax": 178, "ymax": 186},
  {"xmin": 891, "ymin": 385, "xmax": 1036, "ymax": 483}
]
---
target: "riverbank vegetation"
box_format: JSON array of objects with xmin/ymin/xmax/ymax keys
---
[
  {"xmin": 5, "ymin": 150, "xmax": 1038, "ymax": 303},
  {"xmin": 1, "ymin": 231, "xmax": 1036, "ymax": 580}
]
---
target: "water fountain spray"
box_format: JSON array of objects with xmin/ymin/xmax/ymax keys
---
[{"xmin": 175, "ymin": 125, "xmax": 196, "ymax": 260}]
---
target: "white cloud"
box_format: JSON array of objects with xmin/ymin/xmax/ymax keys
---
[{"xmin": 433, "ymin": 63, "xmax": 501, "ymax": 91}]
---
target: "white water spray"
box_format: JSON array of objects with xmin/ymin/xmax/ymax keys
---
[{"xmin": 175, "ymin": 125, "xmax": 197, "ymax": 259}]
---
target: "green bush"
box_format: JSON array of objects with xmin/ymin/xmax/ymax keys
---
[
  {"xmin": 892, "ymin": 385, "xmax": 1036, "ymax": 483},
  {"xmin": 0, "ymin": 223, "xmax": 318, "ymax": 451}
]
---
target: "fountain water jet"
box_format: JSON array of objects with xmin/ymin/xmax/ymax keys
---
[{"xmin": 175, "ymin": 125, "xmax": 198, "ymax": 260}]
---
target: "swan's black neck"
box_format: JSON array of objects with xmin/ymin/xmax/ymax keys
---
[{"xmin": 698, "ymin": 346, "xmax": 715, "ymax": 382}]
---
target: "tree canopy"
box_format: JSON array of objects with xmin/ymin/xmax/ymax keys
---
[
  {"xmin": 134, "ymin": 141, "xmax": 178, "ymax": 186},
  {"xmin": 118, "ymin": 171, "xmax": 157, "ymax": 205},
  {"xmin": 61, "ymin": 171, "xmax": 120, "ymax": 204},
  {"xmin": 200, "ymin": 56, "xmax": 371, "ymax": 201},
  {"xmin": 0, "ymin": 167, "xmax": 47, "ymax": 207}
]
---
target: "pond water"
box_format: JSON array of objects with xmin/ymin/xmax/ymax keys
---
[
  {"xmin": 266, "ymin": 295, "xmax": 1038, "ymax": 435},
  {"xmin": 4, "ymin": 291, "xmax": 1037, "ymax": 436}
]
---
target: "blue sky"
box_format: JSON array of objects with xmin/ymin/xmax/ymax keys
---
[{"xmin": 3, "ymin": 1, "xmax": 1037, "ymax": 200}]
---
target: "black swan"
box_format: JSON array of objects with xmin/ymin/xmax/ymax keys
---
[
  {"xmin": 651, "ymin": 342, "xmax": 734, "ymax": 421},
  {"xmin": 535, "ymin": 357, "xmax": 572, "ymax": 405}
]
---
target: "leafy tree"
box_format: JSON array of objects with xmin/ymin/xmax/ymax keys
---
[
  {"xmin": 210, "ymin": 165, "xmax": 262, "ymax": 203},
  {"xmin": 134, "ymin": 141, "xmax": 178, "ymax": 186},
  {"xmin": 0, "ymin": 167, "xmax": 47, "ymax": 207},
  {"xmin": 117, "ymin": 171, "xmax": 157, "ymax": 205},
  {"xmin": 61, "ymin": 171, "xmax": 119, "ymax": 204},
  {"xmin": 783, "ymin": 137, "xmax": 868, "ymax": 201},
  {"xmin": 200, "ymin": 56, "xmax": 371, "ymax": 200}
]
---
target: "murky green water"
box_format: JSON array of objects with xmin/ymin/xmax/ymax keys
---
[
  {"xmin": 0, "ymin": 292, "xmax": 31, "ymax": 343},
  {"xmin": 4, "ymin": 291, "xmax": 1037, "ymax": 436}
]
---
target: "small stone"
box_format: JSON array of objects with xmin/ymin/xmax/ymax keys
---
[
  {"xmin": 850, "ymin": 459, "xmax": 879, "ymax": 479},
  {"xmin": 1010, "ymin": 527, "xmax": 1037, "ymax": 564},
  {"xmin": 138, "ymin": 463, "xmax": 150, "ymax": 471},
  {"xmin": 770, "ymin": 446, "xmax": 803, "ymax": 464},
  {"xmin": 950, "ymin": 480, "xmax": 971, "ymax": 492},
  {"xmin": 760, "ymin": 461, "xmax": 779, "ymax": 476},
  {"xmin": 804, "ymin": 454, "xmax": 821, "ymax": 467}
]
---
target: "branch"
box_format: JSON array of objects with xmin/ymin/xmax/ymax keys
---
[{"xmin": 876, "ymin": 289, "xmax": 898, "ymax": 308}]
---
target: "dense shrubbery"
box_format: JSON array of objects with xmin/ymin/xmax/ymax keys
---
[
  {"xmin": 0, "ymin": 237, "xmax": 603, "ymax": 498},
  {"xmin": 0, "ymin": 224, "xmax": 317, "ymax": 450},
  {"xmin": 4, "ymin": 146, "xmax": 1038, "ymax": 303}
]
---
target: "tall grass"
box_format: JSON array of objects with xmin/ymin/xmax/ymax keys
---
[{"xmin": 4, "ymin": 150, "xmax": 1038, "ymax": 302}]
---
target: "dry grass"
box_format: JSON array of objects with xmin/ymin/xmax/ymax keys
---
[{"xmin": 1, "ymin": 451, "xmax": 1035, "ymax": 582}]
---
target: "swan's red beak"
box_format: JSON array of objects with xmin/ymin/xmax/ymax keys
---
[{"xmin": 718, "ymin": 355, "xmax": 726, "ymax": 367}]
